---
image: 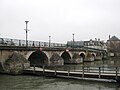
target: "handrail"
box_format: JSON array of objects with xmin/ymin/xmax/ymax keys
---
[
  {"xmin": 29, "ymin": 64, "xmax": 120, "ymax": 81},
  {"xmin": 32, "ymin": 64, "xmax": 120, "ymax": 74},
  {"xmin": 0, "ymin": 38, "xmax": 66, "ymax": 48}
]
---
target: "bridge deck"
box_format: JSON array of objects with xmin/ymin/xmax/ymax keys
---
[{"xmin": 24, "ymin": 66, "xmax": 120, "ymax": 83}]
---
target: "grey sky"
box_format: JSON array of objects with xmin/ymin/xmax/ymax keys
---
[{"xmin": 1, "ymin": 0, "xmax": 120, "ymax": 43}]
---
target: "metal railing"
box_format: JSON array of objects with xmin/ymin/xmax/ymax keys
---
[
  {"xmin": 0, "ymin": 38, "xmax": 66, "ymax": 48},
  {"xmin": 30, "ymin": 65, "xmax": 120, "ymax": 80}
]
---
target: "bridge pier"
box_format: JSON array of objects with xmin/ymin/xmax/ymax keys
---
[
  {"xmin": 0, "ymin": 51, "xmax": 30, "ymax": 74},
  {"xmin": 0, "ymin": 50, "xmax": 13, "ymax": 63},
  {"xmin": 50, "ymin": 53, "xmax": 64, "ymax": 66}
]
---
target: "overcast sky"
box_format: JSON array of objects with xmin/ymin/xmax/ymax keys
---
[{"xmin": 1, "ymin": 0, "xmax": 120, "ymax": 43}]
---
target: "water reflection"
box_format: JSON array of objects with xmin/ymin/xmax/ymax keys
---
[
  {"xmin": 59, "ymin": 58, "xmax": 120, "ymax": 71},
  {"xmin": 0, "ymin": 58, "xmax": 120, "ymax": 90},
  {"xmin": 0, "ymin": 74, "xmax": 120, "ymax": 90},
  {"xmin": 81, "ymin": 58, "xmax": 120, "ymax": 68}
]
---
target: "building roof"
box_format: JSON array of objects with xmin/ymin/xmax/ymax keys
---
[{"xmin": 109, "ymin": 36, "xmax": 119, "ymax": 41}]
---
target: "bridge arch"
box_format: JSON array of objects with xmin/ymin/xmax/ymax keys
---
[
  {"xmin": 61, "ymin": 51, "xmax": 72, "ymax": 64},
  {"xmin": 91, "ymin": 53, "xmax": 96, "ymax": 59},
  {"xmin": 79, "ymin": 52, "xmax": 86, "ymax": 61},
  {"xmin": 91, "ymin": 53, "xmax": 96, "ymax": 57},
  {"xmin": 25, "ymin": 51, "xmax": 34, "ymax": 59},
  {"xmin": 28, "ymin": 50, "xmax": 49, "ymax": 66}
]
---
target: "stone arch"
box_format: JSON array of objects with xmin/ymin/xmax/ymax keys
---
[
  {"xmin": 79, "ymin": 52, "xmax": 85, "ymax": 61},
  {"xmin": 90, "ymin": 53, "xmax": 96, "ymax": 61},
  {"xmin": 79, "ymin": 52, "xmax": 86, "ymax": 56},
  {"xmin": 60, "ymin": 51, "xmax": 72, "ymax": 58},
  {"xmin": 25, "ymin": 51, "xmax": 34, "ymax": 59},
  {"xmin": 42, "ymin": 51, "xmax": 50, "ymax": 60},
  {"xmin": 61, "ymin": 51, "xmax": 72, "ymax": 64},
  {"xmin": 91, "ymin": 53, "xmax": 96, "ymax": 59},
  {"xmin": 28, "ymin": 50, "xmax": 49, "ymax": 66},
  {"xmin": 91, "ymin": 53, "xmax": 96, "ymax": 57}
]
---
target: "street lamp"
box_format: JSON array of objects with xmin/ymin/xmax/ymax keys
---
[
  {"xmin": 24, "ymin": 21, "xmax": 29, "ymax": 47},
  {"xmin": 72, "ymin": 33, "xmax": 74, "ymax": 48},
  {"xmin": 49, "ymin": 36, "xmax": 51, "ymax": 47}
]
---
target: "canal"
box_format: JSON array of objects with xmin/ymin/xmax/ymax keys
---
[{"xmin": 0, "ymin": 58, "xmax": 120, "ymax": 90}]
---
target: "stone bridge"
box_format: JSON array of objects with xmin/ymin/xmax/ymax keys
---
[{"xmin": 0, "ymin": 46, "xmax": 107, "ymax": 66}]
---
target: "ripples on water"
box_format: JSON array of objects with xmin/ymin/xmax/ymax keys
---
[
  {"xmin": 0, "ymin": 74, "xmax": 120, "ymax": 90},
  {"xmin": 0, "ymin": 59, "xmax": 120, "ymax": 90}
]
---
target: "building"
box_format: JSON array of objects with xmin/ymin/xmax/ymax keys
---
[
  {"xmin": 107, "ymin": 36, "xmax": 120, "ymax": 57},
  {"xmin": 67, "ymin": 38, "xmax": 107, "ymax": 50},
  {"xmin": 67, "ymin": 41, "xmax": 84, "ymax": 48},
  {"xmin": 84, "ymin": 39, "xmax": 107, "ymax": 50}
]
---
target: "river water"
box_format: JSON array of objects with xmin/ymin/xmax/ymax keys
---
[{"xmin": 0, "ymin": 58, "xmax": 120, "ymax": 90}]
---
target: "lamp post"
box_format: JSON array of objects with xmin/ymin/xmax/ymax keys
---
[
  {"xmin": 49, "ymin": 36, "xmax": 51, "ymax": 47},
  {"xmin": 72, "ymin": 33, "xmax": 74, "ymax": 48},
  {"xmin": 25, "ymin": 21, "xmax": 29, "ymax": 47}
]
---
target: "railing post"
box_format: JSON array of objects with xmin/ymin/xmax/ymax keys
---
[
  {"xmin": 102, "ymin": 66, "xmax": 104, "ymax": 73},
  {"xmin": 87, "ymin": 66, "xmax": 90, "ymax": 72},
  {"xmin": 74, "ymin": 66, "xmax": 75, "ymax": 72},
  {"xmin": 19, "ymin": 40, "xmax": 21, "ymax": 46},
  {"xmin": 82, "ymin": 66, "xmax": 84, "ymax": 78},
  {"xmin": 39, "ymin": 42, "xmax": 40, "ymax": 47},
  {"xmin": 88, "ymin": 67, "xmax": 91, "ymax": 72},
  {"xmin": 68, "ymin": 66, "xmax": 70, "ymax": 78},
  {"xmin": 54, "ymin": 66, "xmax": 57, "ymax": 76},
  {"xmin": 99, "ymin": 67, "xmax": 101, "ymax": 78},
  {"xmin": 43, "ymin": 65, "xmax": 45, "ymax": 75},
  {"xmin": 32, "ymin": 41, "xmax": 35, "ymax": 47},
  {"xmin": 33, "ymin": 64, "xmax": 35, "ymax": 73},
  {"xmin": 115, "ymin": 67, "xmax": 118, "ymax": 80},
  {"xmin": 11, "ymin": 39, "xmax": 13, "ymax": 46}
]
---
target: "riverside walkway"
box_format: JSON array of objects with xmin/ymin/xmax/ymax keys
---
[{"xmin": 24, "ymin": 65, "xmax": 120, "ymax": 83}]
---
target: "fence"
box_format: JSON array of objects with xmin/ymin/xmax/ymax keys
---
[
  {"xmin": 29, "ymin": 65, "xmax": 120, "ymax": 81},
  {"xmin": 0, "ymin": 38, "xmax": 66, "ymax": 47}
]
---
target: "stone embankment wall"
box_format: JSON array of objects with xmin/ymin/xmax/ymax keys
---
[{"xmin": 0, "ymin": 51, "xmax": 30, "ymax": 75}]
